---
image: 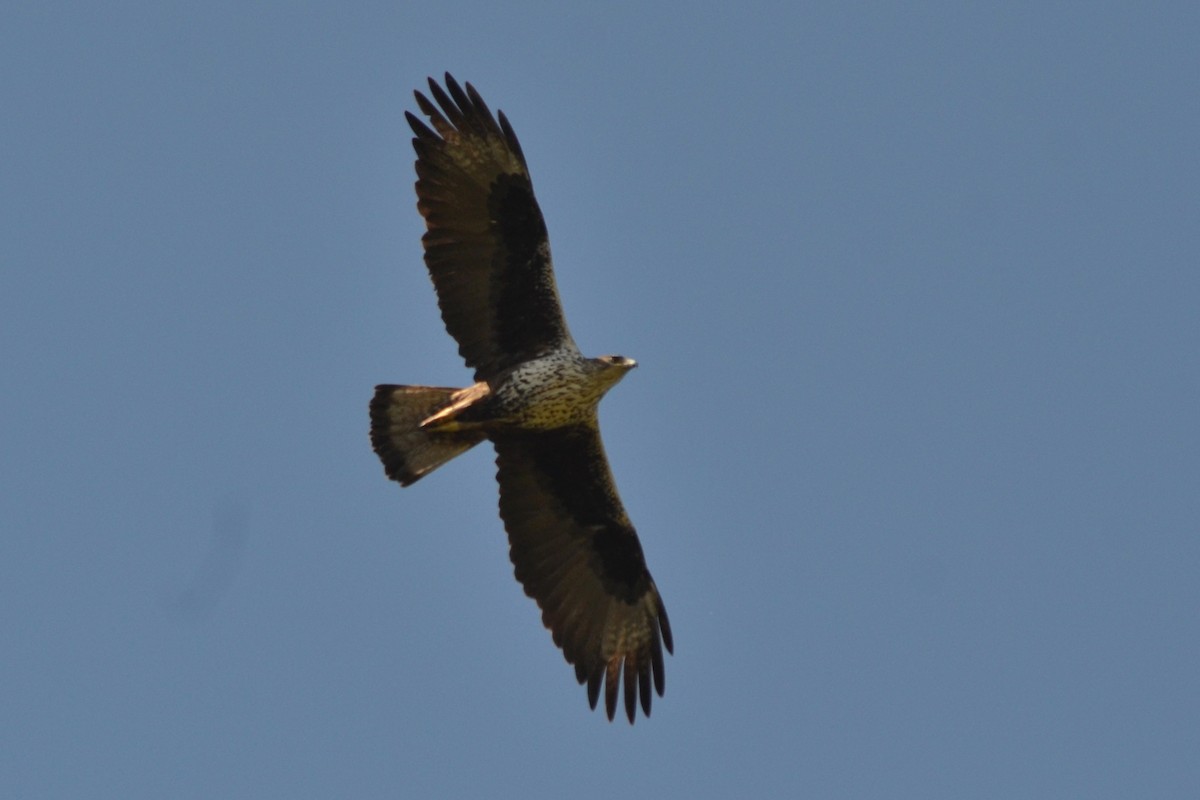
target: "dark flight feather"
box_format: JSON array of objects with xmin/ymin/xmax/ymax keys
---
[
  {"xmin": 407, "ymin": 73, "xmax": 576, "ymax": 381},
  {"xmin": 492, "ymin": 426, "xmax": 672, "ymax": 722}
]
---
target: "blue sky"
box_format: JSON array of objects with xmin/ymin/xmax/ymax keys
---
[{"xmin": 3, "ymin": 2, "xmax": 1198, "ymax": 797}]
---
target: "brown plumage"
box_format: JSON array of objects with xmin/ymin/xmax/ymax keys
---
[{"xmin": 370, "ymin": 74, "xmax": 672, "ymax": 723}]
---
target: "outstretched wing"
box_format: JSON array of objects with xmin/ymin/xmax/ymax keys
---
[
  {"xmin": 406, "ymin": 74, "xmax": 577, "ymax": 381},
  {"xmin": 491, "ymin": 425, "xmax": 673, "ymax": 723}
]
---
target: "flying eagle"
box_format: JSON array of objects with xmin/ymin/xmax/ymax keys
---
[{"xmin": 370, "ymin": 74, "xmax": 673, "ymax": 723}]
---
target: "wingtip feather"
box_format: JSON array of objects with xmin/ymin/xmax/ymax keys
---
[
  {"xmin": 623, "ymin": 659, "xmax": 638, "ymax": 724},
  {"xmin": 604, "ymin": 659, "xmax": 620, "ymax": 721}
]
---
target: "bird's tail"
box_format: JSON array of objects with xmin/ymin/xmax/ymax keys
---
[{"xmin": 370, "ymin": 385, "xmax": 487, "ymax": 486}]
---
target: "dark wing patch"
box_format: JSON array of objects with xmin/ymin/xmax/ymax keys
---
[
  {"xmin": 491, "ymin": 425, "xmax": 673, "ymax": 723},
  {"xmin": 408, "ymin": 74, "xmax": 576, "ymax": 381}
]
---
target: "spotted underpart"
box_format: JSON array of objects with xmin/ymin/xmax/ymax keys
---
[{"xmin": 484, "ymin": 349, "xmax": 637, "ymax": 429}]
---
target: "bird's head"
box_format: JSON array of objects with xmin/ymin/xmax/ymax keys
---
[
  {"xmin": 598, "ymin": 354, "xmax": 637, "ymax": 370},
  {"xmin": 591, "ymin": 354, "xmax": 638, "ymax": 392}
]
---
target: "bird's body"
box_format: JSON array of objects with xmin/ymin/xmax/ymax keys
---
[
  {"xmin": 370, "ymin": 75, "xmax": 672, "ymax": 723},
  {"xmin": 482, "ymin": 352, "xmax": 636, "ymax": 430}
]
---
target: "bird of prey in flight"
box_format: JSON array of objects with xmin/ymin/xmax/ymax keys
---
[{"xmin": 370, "ymin": 74, "xmax": 673, "ymax": 723}]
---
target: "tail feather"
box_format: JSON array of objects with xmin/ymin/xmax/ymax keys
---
[{"xmin": 370, "ymin": 385, "xmax": 486, "ymax": 486}]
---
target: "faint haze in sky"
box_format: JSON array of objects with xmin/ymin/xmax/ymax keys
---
[{"xmin": 2, "ymin": 3, "xmax": 1198, "ymax": 798}]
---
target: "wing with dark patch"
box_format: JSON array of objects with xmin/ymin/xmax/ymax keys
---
[
  {"xmin": 407, "ymin": 74, "xmax": 576, "ymax": 381},
  {"xmin": 491, "ymin": 424, "xmax": 673, "ymax": 723}
]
